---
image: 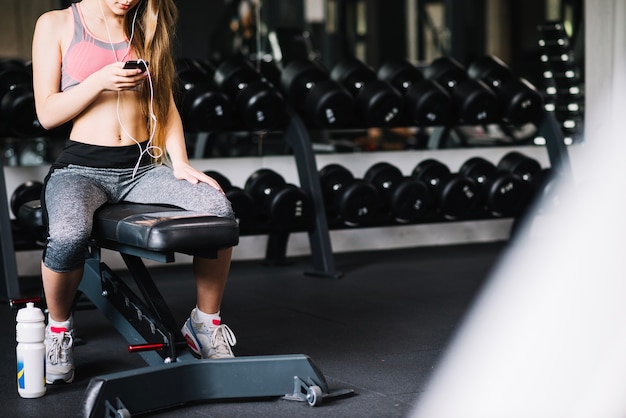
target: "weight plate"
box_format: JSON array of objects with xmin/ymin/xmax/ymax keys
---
[
  {"xmin": 11, "ymin": 181, "xmax": 43, "ymax": 217},
  {"xmin": 459, "ymin": 157, "xmax": 497, "ymax": 186},
  {"xmin": 244, "ymin": 168, "xmax": 286, "ymax": 206},
  {"xmin": 452, "ymin": 79, "xmax": 499, "ymax": 125},
  {"xmin": 364, "ymin": 162, "xmax": 404, "ymax": 208},
  {"xmin": 390, "ymin": 178, "xmax": 432, "ymax": 222},
  {"xmin": 305, "ymin": 80, "xmax": 355, "ymax": 128},
  {"xmin": 336, "ymin": 180, "xmax": 379, "ymax": 226},
  {"xmin": 268, "ymin": 184, "xmax": 311, "ymax": 226},
  {"xmin": 412, "ymin": 159, "xmax": 452, "ymax": 189},
  {"xmin": 226, "ymin": 186, "xmax": 257, "ymax": 223},
  {"xmin": 377, "ymin": 59, "xmax": 424, "ymax": 93},
  {"xmin": 237, "ymin": 80, "xmax": 287, "ymax": 131},
  {"xmin": 486, "ymin": 174, "xmax": 531, "ymax": 217},
  {"xmin": 203, "ymin": 170, "xmax": 232, "ymax": 190},
  {"xmin": 357, "ymin": 80, "xmax": 403, "ymax": 127},
  {"xmin": 319, "ymin": 164, "xmax": 355, "ymax": 209},
  {"xmin": 497, "ymin": 152, "xmax": 542, "ymax": 182},
  {"xmin": 405, "ymin": 80, "xmax": 454, "ymax": 126},
  {"xmin": 439, "ymin": 174, "xmax": 480, "ymax": 219}
]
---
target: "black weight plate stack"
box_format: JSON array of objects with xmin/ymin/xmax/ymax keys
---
[
  {"xmin": 319, "ymin": 164, "xmax": 379, "ymax": 226},
  {"xmin": 413, "ymin": 159, "xmax": 480, "ymax": 219}
]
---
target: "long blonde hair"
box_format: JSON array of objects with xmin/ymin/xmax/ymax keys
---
[{"xmin": 125, "ymin": 0, "xmax": 178, "ymax": 161}]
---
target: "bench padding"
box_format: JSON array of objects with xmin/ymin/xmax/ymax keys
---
[
  {"xmin": 93, "ymin": 204, "xmax": 239, "ymax": 252},
  {"xmin": 18, "ymin": 201, "xmax": 239, "ymax": 253}
]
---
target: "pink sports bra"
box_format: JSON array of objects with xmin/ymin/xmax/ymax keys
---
[{"xmin": 61, "ymin": 2, "xmax": 135, "ymax": 91}]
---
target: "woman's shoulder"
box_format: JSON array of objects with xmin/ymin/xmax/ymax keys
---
[{"xmin": 35, "ymin": 6, "xmax": 72, "ymax": 32}]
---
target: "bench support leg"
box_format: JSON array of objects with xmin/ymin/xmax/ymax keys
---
[
  {"xmin": 78, "ymin": 253, "xmax": 352, "ymax": 416},
  {"xmin": 80, "ymin": 354, "xmax": 343, "ymax": 417}
]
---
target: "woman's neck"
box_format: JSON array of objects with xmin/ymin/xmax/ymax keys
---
[{"xmin": 81, "ymin": 0, "xmax": 126, "ymax": 42}]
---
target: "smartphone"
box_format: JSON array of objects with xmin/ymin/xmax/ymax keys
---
[{"xmin": 123, "ymin": 60, "xmax": 148, "ymax": 73}]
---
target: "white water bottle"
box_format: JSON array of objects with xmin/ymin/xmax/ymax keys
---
[{"xmin": 16, "ymin": 302, "xmax": 46, "ymax": 398}]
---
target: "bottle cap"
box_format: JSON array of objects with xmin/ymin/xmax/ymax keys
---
[{"xmin": 16, "ymin": 302, "xmax": 45, "ymax": 323}]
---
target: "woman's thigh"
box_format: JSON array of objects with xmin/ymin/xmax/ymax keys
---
[{"xmin": 123, "ymin": 165, "xmax": 235, "ymax": 219}]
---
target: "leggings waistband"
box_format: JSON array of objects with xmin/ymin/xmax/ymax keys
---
[{"xmin": 53, "ymin": 139, "xmax": 153, "ymax": 169}]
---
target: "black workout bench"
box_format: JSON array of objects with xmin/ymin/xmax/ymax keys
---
[{"xmin": 6, "ymin": 194, "xmax": 350, "ymax": 416}]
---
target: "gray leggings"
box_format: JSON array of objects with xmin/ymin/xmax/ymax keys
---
[{"xmin": 42, "ymin": 163, "xmax": 235, "ymax": 272}]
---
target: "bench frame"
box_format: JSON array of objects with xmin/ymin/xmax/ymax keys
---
[{"xmin": 78, "ymin": 235, "xmax": 348, "ymax": 417}]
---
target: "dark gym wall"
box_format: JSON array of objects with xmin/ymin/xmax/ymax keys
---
[
  {"xmin": 174, "ymin": 1, "xmax": 225, "ymax": 60},
  {"xmin": 445, "ymin": 0, "xmax": 486, "ymax": 64},
  {"xmin": 365, "ymin": 0, "xmax": 407, "ymax": 68},
  {"xmin": 175, "ymin": 0, "xmax": 305, "ymax": 62}
]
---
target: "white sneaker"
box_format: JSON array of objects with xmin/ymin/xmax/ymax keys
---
[
  {"xmin": 45, "ymin": 324, "xmax": 74, "ymax": 384},
  {"xmin": 181, "ymin": 312, "xmax": 236, "ymax": 359}
]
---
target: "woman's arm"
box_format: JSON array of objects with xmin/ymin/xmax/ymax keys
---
[
  {"xmin": 32, "ymin": 10, "xmax": 147, "ymax": 130},
  {"xmin": 164, "ymin": 94, "xmax": 223, "ymax": 191}
]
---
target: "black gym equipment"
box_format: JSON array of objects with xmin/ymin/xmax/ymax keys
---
[
  {"xmin": 422, "ymin": 56, "xmax": 498, "ymax": 125},
  {"xmin": 467, "ymin": 55, "xmax": 544, "ymax": 125},
  {"xmin": 377, "ymin": 59, "xmax": 454, "ymax": 126},
  {"xmin": 497, "ymin": 151, "xmax": 543, "ymax": 183},
  {"xmin": 318, "ymin": 163, "xmax": 379, "ymax": 226},
  {"xmin": 0, "ymin": 59, "xmax": 43, "ymax": 138},
  {"xmin": 330, "ymin": 57, "xmax": 404, "ymax": 127},
  {"xmin": 412, "ymin": 159, "xmax": 481, "ymax": 220},
  {"xmin": 244, "ymin": 168, "xmax": 313, "ymax": 230},
  {"xmin": 175, "ymin": 58, "xmax": 234, "ymax": 132},
  {"xmin": 363, "ymin": 161, "xmax": 432, "ymax": 223},
  {"xmin": 459, "ymin": 156, "xmax": 532, "ymax": 217},
  {"xmin": 203, "ymin": 170, "xmax": 257, "ymax": 226},
  {"xmin": 280, "ymin": 59, "xmax": 356, "ymax": 129},
  {"xmin": 213, "ymin": 57, "xmax": 287, "ymax": 131},
  {"xmin": 10, "ymin": 180, "xmax": 43, "ymax": 218}
]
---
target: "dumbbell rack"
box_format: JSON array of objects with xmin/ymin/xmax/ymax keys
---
[
  {"xmin": 1, "ymin": 107, "xmax": 572, "ymax": 300},
  {"xmin": 277, "ymin": 106, "xmax": 572, "ymax": 279}
]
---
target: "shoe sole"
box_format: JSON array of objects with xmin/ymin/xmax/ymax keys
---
[
  {"xmin": 181, "ymin": 320, "xmax": 202, "ymax": 358},
  {"xmin": 46, "ymin": 370, "xmax": 74, "ymax": 384}
]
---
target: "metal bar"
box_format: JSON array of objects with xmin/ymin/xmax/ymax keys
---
[
  {"xmin": 283, "ymin": 109, "xmax": 342, "ymax": 278},
  {"xmin": 0, "ymin": 158, "xmax": 20, "ymax": 301},
  {"xmin": 538, "ymin": 111, "xmax": 573, "ymax": 178}
]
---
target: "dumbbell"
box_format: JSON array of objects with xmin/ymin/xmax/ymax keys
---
[
  {"xmin": 377, "ymin": 59, "xmax": 454, "ymax": 126},
  {"xmin": 244, "ymin": 168, "xmax": 312, "ymax": 229},
  {"xmin": 422, "ymin": 56, "xmax": 498, "ymax": 125},
  {"xmin": 330, "ymin": 57, "xmax": 404, "ymax": 127},
  {"xmin": 213, "ymin": 57, "xmax": 287, "ymax": 131},
  {"xmin": 319, "ymin": 164, "xmax": 380, "ymax": 226},
  {"xmin": 467, "ymin": 55, "xmax": 544, "ymax": 125},
  {"xmin": 412, "ymin": 159, "xmax": 481, "ymax": 219},
  {"xmin": 459, "ymin": 157, "xmax": 532, "ymax": 217},
  {"xmin": 203, "ymin": 170, "xmax": 257, "ymax": 224},
  {"xmin": 175, "ymin": 58, "xmax": 233, "ymax": 132},
  {"xmin": 0, "ymin": 59, "xmax": 44, "ymax": 138},
  {"xmin": 10, "ymin": 180, "xmax": 43, "ymax": 217},
  {"xmin": 280, "ymin": 59, "xmax": 356, "ymax": 129},
  {"xmin": 497, "ymin": 151, "xmax": 542, "ymax": 183},
  {"xmin": 364, "ymin": 161, "xmax": 432, "ymax": 223}
]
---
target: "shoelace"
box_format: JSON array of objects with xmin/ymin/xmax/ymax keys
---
[
  {"xmin": 47, "ymin": 330, "xmax": 73, "ymax": 365},
  {"xmin": 210, "ymin": 324, "xmax": 237, "ymax": 355}
]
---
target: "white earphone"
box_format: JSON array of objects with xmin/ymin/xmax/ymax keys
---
[{"xmin": 99, "ymin": 0, "xmax": 162, "ymax": 176}]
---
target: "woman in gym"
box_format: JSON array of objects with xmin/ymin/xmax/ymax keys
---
[{"xmin": 32, "ymin": 0, "xmax": 236, "ymax": 384}]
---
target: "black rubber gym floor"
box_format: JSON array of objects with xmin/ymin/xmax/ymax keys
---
[{"xmin": 1, "ymin": 241, "xmax": 507, "ymax": 417}]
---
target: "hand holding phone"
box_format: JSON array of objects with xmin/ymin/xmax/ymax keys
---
[{"xmin": 123, "ymin": 60, "xmax": 148, "ymax": 73}]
